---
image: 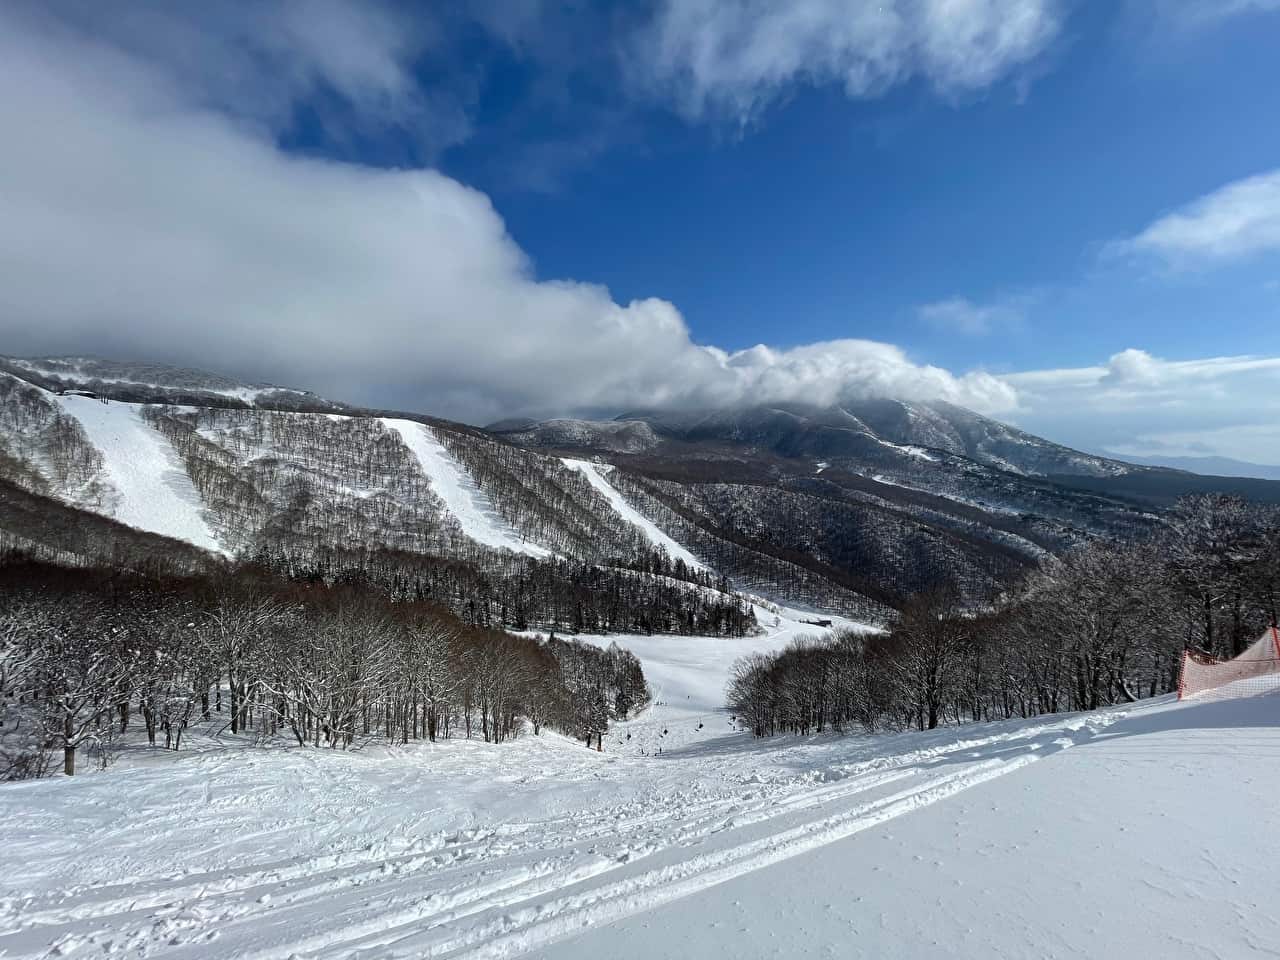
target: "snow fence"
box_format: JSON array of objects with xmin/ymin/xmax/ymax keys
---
[{"xmin": 1178, "ymin": 627, "xmax": 1280, "ymax": 700}]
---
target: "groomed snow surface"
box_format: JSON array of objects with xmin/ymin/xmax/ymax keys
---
[
  {"xmin": 54, "ymin": 395, "xmax": 225, "ymax": 554},
  {"xmin": 3, "ymin": 606, "xmax": 1278, "ymax": 959},
  {"xmin": 382, "ymin": 418, "xmax": 550, "ymax": 557},
  {"xmin": 561, "ymin": 458, "xmax": 707, "ymax": 572}
]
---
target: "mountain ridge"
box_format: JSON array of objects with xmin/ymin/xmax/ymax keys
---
[
  {"xmin": 4, "ymin": 354, "xmax": 1279, "ymax": 632},
  {"xmin": 490, "ymin": 400, "xmax": 1137, "ymax": 479}
]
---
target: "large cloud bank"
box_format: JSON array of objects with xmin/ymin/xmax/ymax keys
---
[{"xmin": 0, "ymin": 3, "xmax": 1018, "ymax": 423}]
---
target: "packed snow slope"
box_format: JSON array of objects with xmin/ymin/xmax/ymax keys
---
[
  {"xmin": 561, "ymin": 458, "xmax": 706, "ymax": 572},
  {"xmin": 381, "ymin": 418, "xmax": 550, "ymax": 557},
  {"xmin": 52, "ymin": 394, "xmax": 224, "ymax": 554},
  {"xmin": 548, "ymin": 690, "xmax": 1280, "ymax": 960},
  {"xmin": 2, "ymin": 629, "xmax": 1277, "ymax": 959},
  {"xmin": 544, "ymin": 603, "xmax": 868, "ymax": 757}
]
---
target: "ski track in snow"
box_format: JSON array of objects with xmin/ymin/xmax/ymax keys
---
[
  {"xmin": 0, "ymin": 696, "xmax": 1136, "ymax": 960},
  {"xmin": 560, "ymin": 458, "xmax": 707, "ymax": 571},
  {"xmin": 53, "ymin": 395, "xmax": 224, "ymax": 554},
  {"xmin": 382, "ymin": 418, "xmax": 550, "ymax": 557}
]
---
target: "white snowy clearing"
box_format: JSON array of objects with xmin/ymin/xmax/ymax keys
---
[
  {"xmin": 560, "ymin": 458, "xmax": 706, "ymax": 571},
  {"xmin": 382, "ymin": 418, "xmax": 550, "ymax": 557},
  {"xmin": 2, "ymin": 606, "xmax": 1277, "ymax": 959},
  {"xmin": 53, "ymin": 395, "xmax": 225, "ymax": 554},
  {"xmin": 540, "ymin": 604, "xmax": 869, "ymax": 758}
]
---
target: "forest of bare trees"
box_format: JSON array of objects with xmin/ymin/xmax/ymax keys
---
[
  {"xmin": 0, "ymin": 373, "xmax": 108, "ymax": 506},
  {"xmin": 253, "ymin": 546, "xmax": 758, "ymax": 637},
  {"xmin": 729, "ymin": 493, "xmax": 1280, "ymax": 736},
  {"xmin": 0, "ymin": 560, "xmax": 649, "ymax": 780}
]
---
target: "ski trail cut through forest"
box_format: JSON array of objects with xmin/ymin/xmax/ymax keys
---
[
  {"xmin": 54, "ymin": 395, "xmax": 225, "ymax": 554},
  {"xmin": 560, "ymin": 458, "xmax": 706, "ymax": 572},
  {"xmin": 382, "ymin": 418, "xmax": 551, "ymax": 557}
]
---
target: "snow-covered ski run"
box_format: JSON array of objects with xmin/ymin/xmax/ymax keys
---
[
  {"xmin": 559, "ymin": 458, "xmax": 707, "ymax": 572},
  {"xmin": 381, "ymin": 418, "xmax": 550, "ymax": 557},
  {"xmin": 2, "ymin": 684, "xmax": 1277, "ymax": 959},
  {"xmin": 52, "ymin": 394, "xmax": 225, "ymax": 555}
]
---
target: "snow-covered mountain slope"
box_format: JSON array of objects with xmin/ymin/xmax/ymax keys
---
[
  {"xmin": 383, "ymin": 418, "xmax": 550, "ymax": 557},
  {"xmin": 563, "ymin": 600, "xmax": 872, "ymax": 758},
  {"xmin": 2, "ymin": 631, "xmax": 1274, "ymax": 960},
  {"xmin": 1, "ymin": 381, "xmax": 770, "ymax": 629},
  {"xmin": 561, "ymin": 458, "xmax": 706, "ymax": 571},
  {"xmin": 9, "ymin": 355, "xmax": 1280, "ymax": 618},
  {"xmin": 0, "ymin": 355, "xmax": 347, "ymax": 413},
  {"xmin": 495, "ymin": 400, "xmax": 1135, "ymax": 479},
  {"xmin": 52, "ymin": 395, "xmax": 225, "ymax": 554},
  {"xmin": 0, "ymin": 372, "xmax": 1165, "ymax": 617},
  {"xmin": 495, "ymin": 418, "xmax": 663, "ymax": 454}
]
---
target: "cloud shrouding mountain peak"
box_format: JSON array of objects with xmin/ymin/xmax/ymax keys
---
[{"xmin": 0, "ymin": 4, "xmax": 1018, "ymax": 425}]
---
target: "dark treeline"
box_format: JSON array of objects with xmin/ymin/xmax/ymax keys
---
[
  {"xmin": 254, "ymin": 546, "xmax": 758, "ymax": 637},
  {"xmin": 0, "ymin": 557, "xmax": 649, "ymax": 780},
  {"xmin": 0, "ymin": 475, "xmax": 758, "ymax": 643},
  {"xmin": 642, "ymin": 473, "xmax": 1026, "ymax": 602},
  {"xmin": 608, "ymin": 471, "xmax": 894, "ymax": 622},
  {"xmin": 0, "ymin": 475, "xmax": 216, "ymax": 577},
  {"xmin": 730, "ymin": 493, "xmax": 1280, "ymax": 736}
]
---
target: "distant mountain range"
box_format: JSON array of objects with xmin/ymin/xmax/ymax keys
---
[
  {"xmin": 490, "ymin": 400, "xmax": 1136, "ymax": 478},
  {"xmin": 3, "ymin": 354, "xmax": 1279, "ymax": 627},
  {"xmin": 1106, "ymin": 452, "xmax": 1280, "ymax": 482}
]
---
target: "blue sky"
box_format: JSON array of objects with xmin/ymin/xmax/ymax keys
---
[
  {"xmin": 439, "ymin": 1, "xmax": 1280, "ymax": 376},
  {"xmin": 3, "ymin": 1, "xmax": 1280, "ymax": 462}
]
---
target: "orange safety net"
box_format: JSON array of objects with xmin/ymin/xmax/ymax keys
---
[{"xmin": 1178, "ymin": 627, "xmax": 1280, "ymax": 701}]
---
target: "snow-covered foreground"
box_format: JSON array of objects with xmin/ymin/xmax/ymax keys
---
[
  {"xmin": 2, "ymin": 649, "xmax": 1277, "ymax": 958},
  {"xmin": 54, "ymin": 395, "xmax": 224, "ymax": 554},
  {"xmin": 381, "ymin": 419, "xmax": 549, "ymax": 557}
]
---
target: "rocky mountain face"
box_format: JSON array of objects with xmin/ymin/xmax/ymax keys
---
[{"xmin": 3, "ymin": 355, "xmax": 1276, "ymax": 631}]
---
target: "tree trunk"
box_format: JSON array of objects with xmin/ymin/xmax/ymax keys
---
[
  {"xmin": 229, "ymin": 674, "xmax": 239, "ymax": 734},
  {"xmin": 63, "ymin": 713, "xmax": 75, "ymax": 776}
]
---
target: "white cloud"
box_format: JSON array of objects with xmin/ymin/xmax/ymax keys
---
[
  {"xmin": 1151, "ymin": 0, "xmax": 1280, "ymax": 24},
  {"xmin": 918, "ymin": 295, "xmax": 1027, "ymax": 335},
  {"xmin": 631, "ymin": 0, "xmax": 1066, "ymax": 124},
  {"xmin": 1001, "ymin": 349, "xmax": 1280, "ymax": 461},
  {"xmin": 0, "ymin": 5, "xmax": 1014, "ymax": 425},
  {"xmin": 1109, "ymin": 425, "xmax": 1280, "ymax": 464},
  {"xmin": 11, "ymin": 1, "xmax": 471, "ymax": 158},
  {"xmin": 1118, "ymin": 168, "xmax": 1280, "ymax": 265}
]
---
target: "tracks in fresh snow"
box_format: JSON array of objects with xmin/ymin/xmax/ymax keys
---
[
  {"xmin": 0, "ymin": 710, "xmax": 1124, "ymax": 959},
  {"xmin": 373, "ymin": 758, "xmax": 1032, "ymax": 960}
]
